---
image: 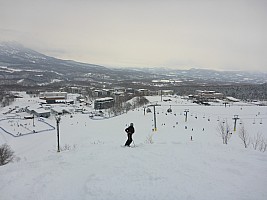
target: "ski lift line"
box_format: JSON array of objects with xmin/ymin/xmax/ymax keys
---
[
  {"xmin": 157, "ymin": 107, "xmax": 230, "ymax": 116},
  {"xmin": 156, "ymin": 104, "xmax": 266, "ymax": 111},
  {"xmin": 190, "ymin": 111, "xmax": 230, "ymax": 116},
  {"xmin": 195, "ymin": 113, "xmax": 267, "ymax": 118},
  {"xmin": 241, "ymin": 117, "xmax": 267, "ymax": 119},
  {"xmin": 187, "ymin": 111, "xmax": 234, "ymax": 117},
  {"xmin": 151, "ymin": 104, "xmax": 267, "ymax": 118},
  {"xmin": 185, "ymin": 109, "xmax": 267, "ymax": 117},
  {"xmin": 157, "ymin": 104, "xmax": 265, "ymax": 107}
]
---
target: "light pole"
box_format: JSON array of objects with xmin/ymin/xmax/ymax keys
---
[
  {"xmin": 55, "ymin": 115, "xmax": 61, "ymax": 152},
  {"xmin": 233, "ymin": 115, "xmax": 239, "ymax": 132},
  {"xmin": 148, "ymin": 104, "xmax": 161, "ymax": 131}
]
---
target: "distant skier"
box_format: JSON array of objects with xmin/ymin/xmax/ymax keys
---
[{"xmin": 124, "ymin": 123, "xmax": 135, "ymax": 147}]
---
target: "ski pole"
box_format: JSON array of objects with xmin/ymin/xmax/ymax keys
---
[{"xmin": 132, "ymin": 140, "xmax": 135, "ymax": 147}]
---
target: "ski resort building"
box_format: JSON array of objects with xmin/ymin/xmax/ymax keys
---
[
  {"xmin": 39, "ymin": 92, "xmax": 67, "ymax": 103},
  {"xmin": 94, "ymin": 97, "xmax": 114, "ymax": 110},
  {"xmin": 26, "ymin": 106, "xmax": 51, "ymax": 118},
  {"xmin": 195, "ymin": 90, "xmax": 224, "ymax": 101}
]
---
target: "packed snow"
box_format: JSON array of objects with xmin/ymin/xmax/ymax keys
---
[{"xmin": 0, "ymin": 93, "xmax": 267, "ymax": 200}]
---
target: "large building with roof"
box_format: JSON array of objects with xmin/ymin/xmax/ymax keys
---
[
  {"xmin": 39, "ymin": 92, "xmax": 68, "ymax": 103},
  {"xmin": 94, "ymin": 97, "xmax": 114, "ymax": 110}
]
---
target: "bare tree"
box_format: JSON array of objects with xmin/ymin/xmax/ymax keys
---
[
  {"xmin": 251, "ymin": 133, "xmax": 263, "ymax": 150},
  {"xmin": 258, "ymin": 139, "xmax": 267, "ymax": 152},
  {"xmin": 238, "ymin": 124, "xmax": 250, "ymax": 148},
  {"xmin": 0, "ymin": 144, "xmax": 15, "ymax": 166},
  {"xmin": 124, "ymin": 102, "xmax": 132, "ymax": 113},
  {"xmin": 250, "ymin": 133, "xmax": 267, "ymax": 152},
  {"xmin": 145, "ymin": 134, "xmax": 154, "ymax": 144},
  {"xmin": 217, "ymin": 120, "xmax": 232, "ymax": 144}
]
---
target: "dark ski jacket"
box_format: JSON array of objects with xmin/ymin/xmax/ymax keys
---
[{"xmin": 125, "ymin": 125, "xmax": 135, "ymax": 135}]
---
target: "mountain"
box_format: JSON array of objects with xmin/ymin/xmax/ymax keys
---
[
  {"xmin": 139, "ymin": 67, "xmax": 267, "ymax": 85},
  {"xmin": 0, "ymin": 42, "xmax": 266, "ymax": 88},
  {"xmin": 0, "ymin": 42, "xmax": 115, "ymax": 86}
]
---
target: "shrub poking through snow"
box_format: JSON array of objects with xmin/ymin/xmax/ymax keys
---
[
  {"xmin": 0, "ymin": 143, "xmax": 15, "ymax": 166},
  {"xmin": 238, "ymin": 124, "xmax": 250, "ymax": 148},
  {"xmin": 60, "ymin": 144, "xmax": 77, "ymax": 152},
  {"xmin": 145, "ymin": 134, "xmax": 154, "ymax": 144}
]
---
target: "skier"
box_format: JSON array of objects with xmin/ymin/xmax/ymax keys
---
[{"xmin": 124, "ymin": 123, "xmax": 135, "ymax": 147}]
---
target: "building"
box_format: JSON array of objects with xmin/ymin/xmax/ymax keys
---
[
  {"xmin": 39, "ymin": 92, "xmax": 67, "ymax": 103},
  {"xmin": 159, "ymin": 90, "xmax": 174, "ymax": 96},
  {"xmin": 93, "ymin": 90, "xmax": 102, "ymax": 97},
  {"xmin": 70, "ymin": 87, "xmax": 81, "ymax": 94},
  {"xmin": 33, "ymin": 108, "xmax": 51, "ymax": 118},
  {"xmin": 226, "ymin": 97, "xmax": 240, "ymax": 102},
  {"xmin": 26, "ymin": 106, "xmax": 51, "ymax": 118},
  {"xmin": 137, "ymin": 89, "xmax": 149, "ymax": 96},
  {"xmin": 195, "ymin": 90, "xmax": 224, "ymax": 101},
  {"xmin": 94, "ymin": 97, "xmax": 114, "ymax": 110},
  {"xmin": 102, "ymin": 89, "xmax": 112, "ymax": 96}
]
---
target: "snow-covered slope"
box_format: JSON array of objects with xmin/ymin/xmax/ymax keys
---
[{"xmin": 0, "ymin": 95, "xmax": 266, "ymax": 200}]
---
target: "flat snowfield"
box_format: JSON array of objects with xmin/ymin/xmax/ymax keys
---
[{"xmin": 0, "ymin": 95, "xmax": 267, "ymax": 200}]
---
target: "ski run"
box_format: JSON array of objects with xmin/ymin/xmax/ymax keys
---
[{"xmin": 0, "ymin": 92, "xmax": 267, "ymax": 200}]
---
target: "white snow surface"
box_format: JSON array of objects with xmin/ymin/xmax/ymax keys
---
[{"xmin": 0, "ymin": 94, "xmax": 267, "ymax": 200}]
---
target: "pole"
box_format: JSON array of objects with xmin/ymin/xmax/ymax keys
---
[
  {"xmin": 153, "ymin": 105, "xmax": 157, "ymax": 131},
  {"xmin": 233, "ymin": 115, "xmax": 239, "ymax": 132},
  {"xmin": 223, "ymin": 102, "xmax": 229, "ymax": 107},
  {"xmin": 144, "ymin": 107, "xmax": 146, "ymax": 115},
  {"xmin": 56, "ymin": 116, "xmax": 61, "ymax": 152},
  {"xmin": 184, "ymin": 109, "xmax": 189, "ymax": 122},
  {"xmin": 148, "ymin": 104, "xmax": 160, "ymax": 131}
]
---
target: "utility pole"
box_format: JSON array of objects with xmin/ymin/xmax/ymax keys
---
[
  {"xmin": 232, "ymin": 115, "xmax": 239, "ymax": 132},
  {"xmin": 184, "ymin": 109, "xmax": 189, "ymax": 122},
  {"xmin": 148, "ymin": 104, "xmax": 161, "ymax": 131},
  {"xmin": 32, "ymin": 114, "xmax": 35, "ymax": 127},
  {"xmin": 143, "ymin": 106, "xmax": 146, "ymax": 115},
  {"xmin": 55, "ymin": 116, "xmax": 61, "ymax": 152},
  {"xmin": 223, "ymin": 102, "xmax": 228, "ymax": 108}
]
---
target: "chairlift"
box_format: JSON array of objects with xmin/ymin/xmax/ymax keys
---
[
  {"xmin": 166, "ymin": 105, "xmax": 172, "ymax": 113},
  {"xmin": 146, "ymin": 108, "xmax": 151, "ymax": 113},
  {"xmin": 167, "ymin": 107, "xmax": 172, "ymax": 113}
]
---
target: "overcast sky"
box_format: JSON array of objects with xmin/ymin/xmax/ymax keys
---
[{"xmin": 1, "ymin": 0, "xmax": 266, "ymax": 71}]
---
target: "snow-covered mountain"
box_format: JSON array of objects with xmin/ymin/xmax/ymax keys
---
[
  {"xmin": 1, "ymin": 42, "xmax": 266, "ymax": 88},
  {"xmin": 0, "ymin": 42, "xmax": 112, "ymax": 86},
  {"xmin": 0, "ymin": 42, "xmax": 55, "ymax": 64},
  {"xmin": 0, "ymin": 93, "xmax": 266, "ymax": 199}
]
